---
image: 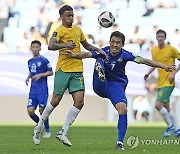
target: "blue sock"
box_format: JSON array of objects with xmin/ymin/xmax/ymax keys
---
[
  {"xmin": 30, "ymin": 113, "xmax": 39, "ymax": 123},
  {"xmin": 44, "ymin": 118, "xmax": 50, "ymax": 132},
  {"xmin": 118, "ymin": 114, "xmax": 127, "ymax": 142}
]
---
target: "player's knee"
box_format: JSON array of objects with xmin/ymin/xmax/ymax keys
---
[
  {"xmin": 51, "ymin": 93, "xmax": 63, "ymax": 107},
  {"xmin": 39, "ymin": 107, "xmax": 44, "ymax": 114},
  {"xmin": 155, "ymin": 102, "xmax": 163, "ymax": 111},
  {"xmin": 74, "ymin": 100, "xmax": 84, "ymax": 110},
  {"xmin": 116, "ymin": 102, "xmax": 127, "ymax": 114},
  {"xmin": 27, "ymin": 108, "xmax": 35, "ymax": 116}
]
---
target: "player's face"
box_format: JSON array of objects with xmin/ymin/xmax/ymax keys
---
[
  {"xmin": 31, "ymin": 43, "xmax": 41, "ymax": 58},
  {"xmin": 109, "ymin": 36, "xmax": 124, "ymax": 56},
  {"xmin": 61, "ymin": 11, "xmax": 74, "ymax": 27},
  {"xmin": 156, "ymin": 33, "xmax": 166, "ymax": 45}
]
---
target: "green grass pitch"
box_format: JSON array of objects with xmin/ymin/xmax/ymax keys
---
[{"xmin": 0, "ymin": 123, "xmax": 179, "ymax": 154}]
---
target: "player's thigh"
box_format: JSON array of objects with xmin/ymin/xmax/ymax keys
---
[
  {"xmin": 71, "ymin": 90, "xmax": 85, "ymax": 108},
  {"xmin": 68, "ymin": 72, "xmax": 85, "ymax": 94},
  {"xmin": 109, "ymin": 81, "xmax": 127, "ymax": 106},
  {"xmin": 157, "ymin": 86, "xmax": 174, "ymax": 103},
  {"xmin": 27, "ymin": 94, "xmax": 38, "ymax": 110},
  {"xmin": 54, "ymin": 69, "xmax": 70, "ymax": 95}
]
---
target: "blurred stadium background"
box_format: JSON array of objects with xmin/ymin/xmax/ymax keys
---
[{"xmin": 0, "ymin": 0, "xmax": 180, "ymax": 124}]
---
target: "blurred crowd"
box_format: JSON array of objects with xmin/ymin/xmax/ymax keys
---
[{"xmin": 0, "ymin": 0, "xmax": 180, "ymax": 54}]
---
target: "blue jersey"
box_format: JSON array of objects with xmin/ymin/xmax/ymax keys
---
[
  {"xmin": 28, "ymin": 56, "xmax": 52, "ymax": 95},
  {"xmin": 91, "ymin": 46, "xmax": 139, "ymax": 84}
]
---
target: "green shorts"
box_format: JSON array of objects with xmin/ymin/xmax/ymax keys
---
[
  {"xmin": 157, "ymin": 86, "xmax": 174, "ymax": 103},
  {"xmin": 54, "ymin": 69, "xmax": 85, "ymax": 95}
]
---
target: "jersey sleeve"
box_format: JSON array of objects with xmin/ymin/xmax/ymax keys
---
[
  {"xmin": 90, "ymin": 51, "xmax": 100, "ymax": 59},
  {"xmin": 91, "ymin": 47, "xmax": 106, "ymax": 59},
  {"xmin": 52, "ymin": 28, "xmax": 61, "ymax": 41},
  {"xmin": 173, "ymin": 47, "xmax": 180, "ymax": 60},
  {"xmin": 126, "ymin": 52, "xmax": 137, "ymax": 61},
  {"xmin": 79, "ymin": 27, "xmax": 86, "ymax": 42},
  {"xmin": 44, "ymin": 58, "xmax": 52, "ymax": 71}
]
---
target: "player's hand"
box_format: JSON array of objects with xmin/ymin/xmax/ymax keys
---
[
  {"xmin": 25, "ymin": 79, "xmax": 29, "ymax": 86},
  {"xmin": 144, "ymin": 74, "xmax": 149, "ymax": 81},
  {"xmin": 98, "ymin": 48, "xmax": 109, "ymax": 60},
  {"xmin": 164, "ymin": 65, "xmax": 176, "ymax": 72},
  {"xmin": 168, "ymin": 72, "xmax": 176, "ymax": 84},
  {"xmin": 64, "ymin": 50, "xmax": 75, "ymax": 57},
  {"xmin": 66, "ymin": 41, "xmax": 76, "ymax": 49},
  {"xmin": 32, "ymin": 74, "xmax": 41, "ymax": 81}
]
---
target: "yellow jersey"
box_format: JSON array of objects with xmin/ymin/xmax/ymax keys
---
[
  {"xmin": 52, "ymin": 25, "xmax": 86, "ymax": 72},
  {"xmin": 151, "ymin": 44, "xmax": 180, "ymax": 88}
]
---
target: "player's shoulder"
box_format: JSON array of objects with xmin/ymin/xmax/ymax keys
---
[
  {"xmin": 121, "ymin": 48, "xmax": 132, "ymax": 55},
  {"xmin": 151, "ymin": 46, "xmax": 158, "ymax": 51},
  {"xmin": 72, "ymin": 25, "xmax": 81, "ymax": 29},
  {"xmin": 167, "ymin": 44, "xmax": 177, "ymax": 51},
  {"xmin": 28, "ymin": 57, "xmax": 34, "ymax": 63},
  {"xmin": 102, "ymin": 46, "xmax": 110, "ymax": 52},
  {"xmin": 39, "ymin": 55, "xmax": 49, "ymax": 62}
]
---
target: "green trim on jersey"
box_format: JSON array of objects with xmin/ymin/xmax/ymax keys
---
[
  {"xmin": 157, "ymin": 86, "xmax": 174, "ymax": 103},
  {"xmin": 134, "ymin": 56, "xmax": 141, "ymax": 64},
  {"xmin": 54, "ymin": 69, "xmax": 85, "ymax": 95}
]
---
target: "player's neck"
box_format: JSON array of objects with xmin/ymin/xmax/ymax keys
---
[
  {"xmin": 33, "ymin": 55, "xmax": 40, "ymax": 59},
  {"xmin": 158, "ymin": 43, "xmax": 165, "ymax": 49},
  {"xmin": 62, "ymin": 23, "xmax": 72, "ymax": 28}
]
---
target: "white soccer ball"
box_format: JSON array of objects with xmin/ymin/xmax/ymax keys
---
[{"xmin": 98, "ymin": 11, "xmax": 115, "ymax": 28}]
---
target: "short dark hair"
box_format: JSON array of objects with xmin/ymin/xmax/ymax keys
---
[
  {"xmin": 110, "ymin": 31, "xmax": 125, "ymax": 45},
  {"xmin": 156, "ymin": 29, "xmax": 166, "ymax": 38},
  {"xmin": 31, "ymin": 40, "xmax": 41, "ymax": 46},
  {"xmin": 59, "ymin": 5, "xmax": 73, "ymax": 16}
]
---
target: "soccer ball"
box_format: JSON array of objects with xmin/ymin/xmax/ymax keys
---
[{"xmin": 98, "ymin": 11, "xmax": 115, "ymax": 28}]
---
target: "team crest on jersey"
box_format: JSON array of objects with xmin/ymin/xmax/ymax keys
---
[
  {"xmin": 52, "ymin": 32, "xmax": 57, "ymax": 37},
  {"xmin": 37, "ymin": 62, "xmax": 41, "ymax": 67},
  {"xmin": 118, "ymin": 58, "xmax": 122, "ymax": 62}
]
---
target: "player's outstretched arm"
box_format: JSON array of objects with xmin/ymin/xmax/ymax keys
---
[
  {"xmin": 65, "ymin": 50, "xmax": 92, "ymax": 59},
  {"xmin": 139, "ymin": 57, "xmax": 176, "ymax": 72}
]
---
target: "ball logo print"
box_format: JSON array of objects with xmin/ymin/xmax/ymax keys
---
[
  {"xmin": 127, "ymin": 135, "xmax": 140, "ymax": 149},
  {"xmin": 98, "ymin": 11, "xmax": 115, "ymax": 28}
]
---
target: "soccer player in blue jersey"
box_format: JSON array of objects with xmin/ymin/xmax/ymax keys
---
[
  {"xmin": 26, "ymin": 40, "xmax": 53, "ymax": 138},
  {"xmin": 65, "ymin": 31, "xmax": 176, "ymax": 150}
]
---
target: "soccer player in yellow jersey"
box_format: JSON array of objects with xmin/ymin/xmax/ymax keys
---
[
  {"xmin": 33, "ymin": 5, "xmax": 106, "ymax": 146},
  {"xmin": 144, "ymin": 29, "xmax": 180, "ymax": 138}
]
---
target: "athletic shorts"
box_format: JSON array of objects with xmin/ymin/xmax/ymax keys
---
[
  {"xmin": 27, "ymin": 93, "xmax": 48, "ymax": 109},
  {"xmin": 157, "ymin": 86, "xmax": 174, "ymax": 103},
  {"xmin": 93, "ymin": 69, "xmax": 127, "ymax": 106},
  {"xmin": 54, "ymin": 69, "xmax": 85, "ymax": 95}
]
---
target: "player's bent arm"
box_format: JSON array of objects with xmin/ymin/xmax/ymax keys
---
[
  {"xmin": 65, "ymin": 50, "xmax": 92, "ymax": 59},
  {"xmin": 40, "ymin": 71, "xmax": 53, "ymax": 77},
  {"xmin": 48, "ymin": 37, "xmax": 67, "ymax": 50},
  {"xmin": 144, "ymin": 67, "xmax": 156, "ymax": 81},
  {"xmin": 25, "ymin": 73, "xmax": 31, "ymax": 86},
  {"xmin": 81, "ymin": 39, "xmax": 99, "ymax": 51}
]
